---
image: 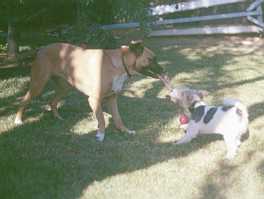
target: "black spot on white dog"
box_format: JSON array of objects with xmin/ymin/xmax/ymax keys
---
[
  {"xmin": 222, "ymin": 105, "xmax": 234, "ymax": 112},
  {"xmin": 236, "ymin": 108, "xmax": 243, "ymax": 117},
  {"xmin": 241, "ymin": 129, "xmax": 249, "ymax": 141},
  {"xmin": 191, "ymin": 106, "xmax": 205, "ymax": 122},
  {"xmin": 203, "ymin": 107, "xmax": 218, "ymax": 124}
]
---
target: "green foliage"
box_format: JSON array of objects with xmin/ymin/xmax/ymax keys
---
[
  {"xmin": 0, "ymin": 0, "xmax": 76, "ymax": 30},
  {"xmin": 0, "ymin": 0, "xmax": 152, "ymax": 49},
  {"xmin": 59, "ymin": 24, "xmax": 117, "ymax": 49},
  {"xmin": 74, "ymin": 0, "xmax": 151, "ymax": 47},
  {"xmin": 77, "ymin": 0, "xmax": 150, "ymax": 25},
  {"xmin": 0, "ymin": 43, "xmax": 7, "ymax": 53},
  {"xmin": 82, "ymin": 25, "xmax": 118, "ymax": 48}
]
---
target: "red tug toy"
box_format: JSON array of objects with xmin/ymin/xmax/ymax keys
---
[{"xmin": 179, "ymin": 114, "xmax": 189, "ymax": 125}]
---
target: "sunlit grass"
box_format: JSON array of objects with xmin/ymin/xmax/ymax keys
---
[{"xmin": 0, "ymin": 36, "xmax": 264, "ymax": 199}]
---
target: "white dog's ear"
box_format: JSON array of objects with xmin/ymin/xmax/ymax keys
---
[{"xmin": 197, "ymin": 90, "xmax": 209, "ymax": 99}]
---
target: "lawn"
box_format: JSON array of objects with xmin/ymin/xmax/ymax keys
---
[{"xmin": 0, "ymin": 36, "xmax": 264, "ymax": 199}]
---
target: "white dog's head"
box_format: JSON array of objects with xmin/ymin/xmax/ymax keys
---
[{"xmin": 168, "ymin": 87, "xmax": 208, "ymax": 110}]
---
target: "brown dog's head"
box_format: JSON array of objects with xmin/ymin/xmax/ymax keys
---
[{"xmin": 122, "ymin": 40, "xmax": 165, "ymax": 79}]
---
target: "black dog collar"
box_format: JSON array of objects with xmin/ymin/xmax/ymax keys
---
[
  {"xmin": 122, "ymin": 55, "xmax": 132, "ymax": 78},
  {"xmin": 189, "ymin": 101, "xmax": 205, "ymax": 113},
  {"xmin": 189, "ymin": 101, "xmax": 198, "ymax": 113}
]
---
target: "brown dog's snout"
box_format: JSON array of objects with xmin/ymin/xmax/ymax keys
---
[
  {"xmin": 138, "ymin": 58, "xmax": 166, "ymax": 79},
  {"xmin": 138, "ymin": 66, "xmax": 162, "ymax": 79}
]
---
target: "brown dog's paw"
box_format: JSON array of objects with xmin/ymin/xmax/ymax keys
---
[
  {"xmin": 14, "ymin": 117, "xmax": 23, "ymax": 125},
  {"xmin": 96, "ymin": 131, "xmax": 105, "ymax": 142}
]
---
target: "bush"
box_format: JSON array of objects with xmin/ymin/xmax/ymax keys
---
[{"xmin": 74, "ymin": 0, "xmax": 151, "ymax": 48}]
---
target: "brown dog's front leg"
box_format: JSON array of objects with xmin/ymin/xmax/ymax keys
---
[
  {"xmin": 88, "ymin": 97, "xmax": 106, "ymax": 141},
  {"xmin": 106, "ymin": 95, "xmax": 136, "ymax": 135}
]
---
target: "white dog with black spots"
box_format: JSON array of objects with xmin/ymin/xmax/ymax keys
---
[{"xmin": 168, "ymin": 87, "xmax": 249, "ymax": 159}]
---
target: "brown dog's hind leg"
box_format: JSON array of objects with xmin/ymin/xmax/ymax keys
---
[
  {"xmin": 15, "ymin": 90, "xmax": 33, "ymax": 124},
  {"xmin": 106, "ymin": 95, "xmax": 135, "ymax": 135},
  {"xmin": 15, "ymin": 64, "xmax": 49, "ymax": 124},
  {"xmin": 49, "ymin": 77, "xmax": 70, "ymax": 120},
  {"xmin": 15, "ymin": 71, "xmax": 49, "ymax": 125},
  {"xmin": 88, "ymin": 97, "xmax": 106, "ymax": 141}
]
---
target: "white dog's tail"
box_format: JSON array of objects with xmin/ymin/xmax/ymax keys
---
[
  {"xmin": 223, "ymin": 98, "xmax": 249, "ymax": 141},
  {"xmin": 223, "ymin": 98, "xmax": 249, "ymax": 119}
]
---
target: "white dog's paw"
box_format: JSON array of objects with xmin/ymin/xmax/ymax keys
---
[
  {"xmin": 175, "ymin": 141, "xmax": 183, "ymax": 145},
  {"xmin": 96, "ymin": 131, "xmax": 105, "ymax": 142},
  {"xmin": 174, "ymin": 140, "xmax": 183, "ymax": 145},
  {"xmin": 127, "ymin": 129, "xmax": 136, "ymax": 135},
  {"xmin": 14, "ymin": 117, "xmax": 23, "ymax": 125},
  {"xmin": 175, "ymin": 139, "xmax": 187, "ymax": 145},
  {"xmin": 179, "ymin": 124, "xmax": 188, "ymax": 130}
]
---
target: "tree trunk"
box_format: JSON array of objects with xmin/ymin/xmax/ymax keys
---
[
  {"xmin": 76, "ymin": 0, "xmax": 85, "ymax": 32},
  {"xmin": 7, "ymin": 19, "xmax": 18, "ymax": 60}
]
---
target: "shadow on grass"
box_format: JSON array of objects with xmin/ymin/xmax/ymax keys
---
[
  {"xmin": 0, "ymin": 66, "xmax": 31, "ymax": 80},
  {"xmin": 0, "ymin": 93, "xmax": 222, "ymax": 199},
  {"xmin": 248, "ymin": 101, "xmax": 264, "ymax": 122},
  {"xmin": 198, "ymin": 160, "xmax": 239, "ymax": 199},
  {"xmin": 199, "ymin": 148, "xmax": 264, "ymax": 199},
  {"xmin": 0, "ymin": 36, "xmax": 264, "ymax": 199}
]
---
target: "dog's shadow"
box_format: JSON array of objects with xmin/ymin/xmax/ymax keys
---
[
  {"xmin": 0, "ymin": 37, "xmax": 246, "ymax": 199},
  {"xmin": 0, "ymin": 87, "xmax": 224, "ymax": 199}
]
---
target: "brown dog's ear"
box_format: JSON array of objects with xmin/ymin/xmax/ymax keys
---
[{"xmin": 129, "ymin": 40, "xmax": 144, "ymax": 57}]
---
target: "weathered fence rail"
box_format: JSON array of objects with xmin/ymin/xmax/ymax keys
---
[
  {"xmin": 149, "ymin": 0, "xmax": 246, "ymax": 15},
  {"xmin": 101, "ymin": 0, "xmax": 264, "ymax": 36}
]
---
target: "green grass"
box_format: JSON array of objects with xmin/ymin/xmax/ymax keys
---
[{"xmin": 0, "ymin": 36, "xmax": 264, "ymax": 199}]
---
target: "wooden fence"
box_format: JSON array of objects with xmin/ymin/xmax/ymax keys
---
[{"xmin": 101, "ymin": 0, "xmax": 264, "ymax": 36}]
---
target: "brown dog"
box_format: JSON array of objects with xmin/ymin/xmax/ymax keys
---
[{"xmin": 15, "ymin": 41, "xmax": 166, "ymax": 141}]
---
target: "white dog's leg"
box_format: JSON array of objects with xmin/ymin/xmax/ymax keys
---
[
  {"xmin": 224, "ymin": 135, "xmax": 238, "ymax": 159},
  {"xmin": 176, "ymin": 124, "xmax": 199, "ymax": 144}
]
